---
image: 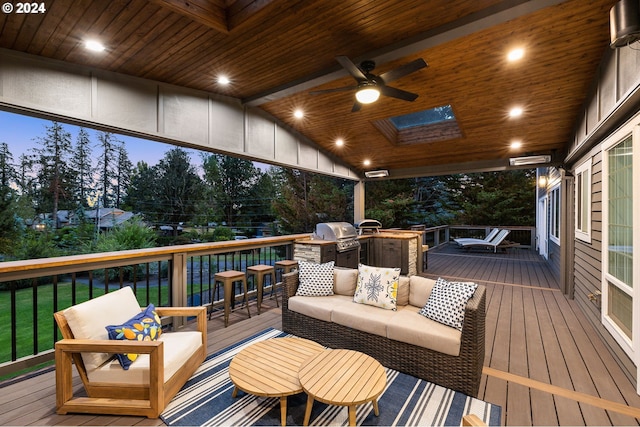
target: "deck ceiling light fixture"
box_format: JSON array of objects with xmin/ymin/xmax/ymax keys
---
[
  {"xmin": 509, "ymin": 155, "xmax": 551, "ymax": 166},
  {"xmin": 355, "ymin": 83, "xmax": 380, "ymax": 104},
  {"xmin": 365, "ymin": 169, "xmax": 389, "ymax": 178}
]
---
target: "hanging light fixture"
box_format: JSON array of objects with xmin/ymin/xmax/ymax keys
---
[{"xmin": 355, "ymin": 82, "xmax": 380, "ymax": 104}]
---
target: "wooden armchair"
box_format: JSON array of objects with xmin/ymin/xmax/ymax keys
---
[{"xmin": 53, "ymin": 287, "xmax": 207, "ymax": 418}]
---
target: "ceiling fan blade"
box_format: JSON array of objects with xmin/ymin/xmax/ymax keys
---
[
  {"xmin": 336, "ymin": 56, "xmax": 367, "ymax": 80},
  {"xmin": 309, "ymin": 85, "xmax": 357, "ymax": 95},
  {"xmin": 380, "ymin": 85, "xmax": 419, "ymax": 102},
  {"xmin": 378, "ymin": 58, "xmax": 427, "ymax": 84},
  {"xmin": 351, "ymin": 102, "xmax": 362, "ymax": 113}
]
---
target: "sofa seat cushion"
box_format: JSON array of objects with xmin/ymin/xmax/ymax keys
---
[
  {"xmin": 87, "ymin": 330, "xmax": 203, "ymax": 385},
  {"xmin": 387, "ymin": 305, "xmax": 462, "ymax": 356},
  {"xmin": 331, "ymin": 300, "xmax": 398, "ymax": 338},
  {"xmin": 64, "ymin": 287, "xmax": 142, "ymax": 371},
  {"xmin": 288, "ymin": 295, "xmax": 353, "ymax": 322}
]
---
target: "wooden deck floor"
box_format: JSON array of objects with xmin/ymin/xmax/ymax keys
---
[{"xmin": 1, "ymin": 245, "xmax": 640, "ymax": 426}]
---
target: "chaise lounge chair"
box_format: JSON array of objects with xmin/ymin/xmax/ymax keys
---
[
  {"xmin": 454, "ymin": 228, "xmax": 501, "ymax": 245},
  {"xmin": 457, "ymin": 229, "xmax": 510, "ymax": 253}
]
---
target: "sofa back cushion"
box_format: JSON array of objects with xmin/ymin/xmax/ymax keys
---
[
  {"xmin": 63, "ymin": 286, "xmax": 142, "ymax": 372},
  {"xmin": 397, "ymin": 276, "xmax": 410, "ymax": 306},
  {"xmin": 409, "ymin": 276, "xmax": 437, "ymax": 307},
  {"xmin": 333, "ymin": 267, "xmax": 358, "ymax": 296}
]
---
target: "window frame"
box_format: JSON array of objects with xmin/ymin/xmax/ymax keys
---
[
  {"xmin": 549, "ymin": 184, "xmax": 561, "ymax": 245},
  {"xmin": 575, "ymin": 158, "xmax": 592, "ymax": 243},
  {"xmin": 601, "ymin": 116, "xmax": 639, "ymax": 374}
]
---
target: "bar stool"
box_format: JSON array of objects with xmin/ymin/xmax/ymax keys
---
[
  {"xmin": 210, "ymin": 270, "xmax": 251, "ymax": 327},
  {"xmin": 274, "ymin": 260, "xmax": 299, "ymax": 307},
  {"xmin": 246, "ymin": 264, "xmax": 275, "ymax": 315}
]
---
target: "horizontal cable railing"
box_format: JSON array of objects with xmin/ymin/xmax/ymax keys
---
[{"xmin": 0, "ymin": 234, "xmax": 309, "ymax": 377}]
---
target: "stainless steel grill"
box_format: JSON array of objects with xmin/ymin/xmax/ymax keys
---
[{"xmin": 314, "ymin": 222, "xmax": 361, "ymax": 252}]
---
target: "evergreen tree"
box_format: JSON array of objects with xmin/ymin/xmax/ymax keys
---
[
  {"xmin": 70, "ymin": 128, "xmax": 94, "ymax": 207},
  {"xmin": 32, "ymin": 122, "xmax": 73, "ymax": 228},
  {"xmin": 95, "ymin": 131, "xmax": 119, "ymax": 207},
  {"xmin": 272, "ymin": 169, "xmax": 352, "ymax": 233},
  {"xmin": 0, "ymin": 143, "xmax": 19, "ymax": 253},
  {"xmin": 202, "ymin": 154, "xmax": 259, "ymax": 227},
  {"xmin": 155, "ymin": 148, "xmax": 203, "ymax": 235},
  {"xmin": 451, "ymin": 170, "xmax": 536, "ymax": 226},
  {"xmin": 123, "ymin": 161, "xmax": 158, "ymax": 219},
  {"xmin": 114, "ymin": 142, "xmax": 132, "ymax": 208}
]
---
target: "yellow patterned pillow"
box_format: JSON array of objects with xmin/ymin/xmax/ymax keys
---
[
  {"xmin": 353, "ymin": 264, "xmax": 400, "ymax": 310},
  {"xmin": 105, "ymin": 304, "xmax": 162, "ymax": 369}
]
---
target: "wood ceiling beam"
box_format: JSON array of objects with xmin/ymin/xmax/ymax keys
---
[
  {"xmin": 242, "ymin": 0, "xmax": 567, "ymax": 107},
  {"xmin": 227, "ymin": 0, "xmax": 274, "ymax": 31},
  {"xmin": 149, "ymin": 0, "xmax": 230, "ymax": 34}
]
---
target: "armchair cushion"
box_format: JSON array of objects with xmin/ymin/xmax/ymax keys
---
[
  {"xmin": 63, "ymin": 287, "xmax": 142, "ymax": 371},
  {"xmin": 105, "ymin": 304, "xmax": 162, "ymax": 370},
  {"xmin": 87, "ymin": 331, "xmax": 203, "ymax": 385}
]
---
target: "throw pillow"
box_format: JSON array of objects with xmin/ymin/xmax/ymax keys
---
[
  {"xmin": 105, "ymin": 304, "xmax": 162, "ymax": 370},
  {"xmin": 295, "ymin": 260, "xmax": 335, "ymax": 296},
  {"xmin": 353, "ymin": 264, "xmax": 400, "ymax": 310},
  {"xmin": 418, "ymin": 277, "xmax": 478, "ymax": 331}
]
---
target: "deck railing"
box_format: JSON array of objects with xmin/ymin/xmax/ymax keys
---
[{"xmin": 0, "ymin": 234, "xmax": 309, "ymax": 377}]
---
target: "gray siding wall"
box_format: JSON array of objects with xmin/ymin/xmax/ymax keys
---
[
  {"xmin": 566, "ymin": 42, "xmax": 640, "ymax": 383},
  {"xmin": 0, "ymin": 48, "xmax": 358, "ymax": 181}
]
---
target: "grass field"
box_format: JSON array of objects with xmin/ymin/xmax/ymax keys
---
[{"xmin": 0, "ymin": 281, "xmax": 172, "ymax": 366}]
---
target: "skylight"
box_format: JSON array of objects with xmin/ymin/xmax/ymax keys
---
[{"xmin": 388, "ymin": 105, "xmax": 455, "ymax": 130}]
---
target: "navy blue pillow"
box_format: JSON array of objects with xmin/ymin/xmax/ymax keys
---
[{"xmin": 105, "ymin": 304, "xmax": 162, "ymax": 370}]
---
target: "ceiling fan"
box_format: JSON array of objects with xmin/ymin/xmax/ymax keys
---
[{"xmin": 310, "ymin": 56, "xmax": 427, "ymax": 112}]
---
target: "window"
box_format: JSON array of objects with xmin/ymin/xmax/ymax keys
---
[
  {"xmin": 549, "ymin": 185, "xmax": 561, "ymax": 244},
  {"xmin": 575, "ymin": 159, "xmax": 592, "ymax": 242},
  {"xmin": 601, "ymin": 116, "xmax": 639, "ymax": 374}
]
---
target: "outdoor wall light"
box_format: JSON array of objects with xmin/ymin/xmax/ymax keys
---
[{"xmin": 538, "ymin": 175, "xmax": 547, "ymax": 187}]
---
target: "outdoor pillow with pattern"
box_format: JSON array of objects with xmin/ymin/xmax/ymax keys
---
[
  {"xmin": 295, "ymin": 260, "xmax": 335, "ymax": 296},
  {"xmin": 418, "ymin": 277, "xmax": 477, "ymax": 331},
  {"xmin": 105, "ymin": 304, "xmax": 162, "ymax": 369},
  {"xmin": 353, "ymin": 264, "xmax": 400, "ymax": 310}
]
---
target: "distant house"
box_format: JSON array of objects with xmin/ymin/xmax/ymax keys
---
[{"xmin": 84, "ymin": 208, "xmax": 137, "ymax": 230}]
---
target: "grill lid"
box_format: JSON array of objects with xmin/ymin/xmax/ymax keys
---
[{"xmin": 314, "ymin": 222, "xmax": 358, "ymax": 241}]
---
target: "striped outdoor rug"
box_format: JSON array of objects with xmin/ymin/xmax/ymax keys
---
[{"xmin": 161, "ymin": 328, "xmax": 501, "ymax": 426}]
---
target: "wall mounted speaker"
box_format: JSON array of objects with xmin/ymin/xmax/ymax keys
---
[{"xmin": 610, "ymin": 0, "xmax": 640, "ymax": 48}]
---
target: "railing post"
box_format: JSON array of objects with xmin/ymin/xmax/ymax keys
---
[
  {"xmin": 171, "ymin": 252, "xmax": 187, "ymax": 329},
  {"xmin": 444, "ymin": 226, "xmax": 450, "ymax": 244}
]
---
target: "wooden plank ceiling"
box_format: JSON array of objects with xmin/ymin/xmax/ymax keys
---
[{"xmin": 0, "ymin": 0, "xmax": 617, "ymax": 177}]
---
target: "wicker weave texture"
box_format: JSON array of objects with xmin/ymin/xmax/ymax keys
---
[{"xmin": 282, "ymin": 272, "xmax": 485, "ymax": 397}]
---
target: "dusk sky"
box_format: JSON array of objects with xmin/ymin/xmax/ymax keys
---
[{"xmin": 0, "ymin": 110, "xmax": 203, "ymax": 168}]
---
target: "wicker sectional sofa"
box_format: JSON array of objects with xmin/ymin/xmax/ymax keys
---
[{"xmin": 282, "ymin": 269, "xmax": 486, "ymax": 397}]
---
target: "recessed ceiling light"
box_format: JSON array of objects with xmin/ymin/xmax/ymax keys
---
[
  {"xmin": 510, "ymin": 140, "xmax": 522, "ymax": 149},
  {"xmin": 336, "ymin": 138, "xmax": 344, "ymax": 147},
  {"xmin": 363, "ymin": 159, "xmax": 371, "ymax": 166},
  {"xmin": 85, "ymin": 40, "xmax": 105, "ymax": 52},
  {"xmin": 509, "ymin": 107, "xmax": 523, "ymax": 118},
  {"xmin": 507, "ymin": 48, "xmax": 524, "ymax": 62},
  {"xmin": 217, "ymin": 75, "xmax": 230, "ymax": 85},
  {"xmin": 293, "ymin": 109, "xmax": 304, "ymax": 119}
]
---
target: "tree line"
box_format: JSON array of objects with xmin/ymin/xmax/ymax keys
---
[{"xmin": 0, "ymin": 120, "xmax": 536, "ymax": 261}]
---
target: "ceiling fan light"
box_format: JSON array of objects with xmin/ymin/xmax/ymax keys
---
[{"xmin": 355, "ymin": 87, "xmax": 380, "ymax": 104}]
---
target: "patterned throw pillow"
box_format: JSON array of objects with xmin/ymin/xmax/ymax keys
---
[
  {"xmin": 418, "ymin": 277, "xmax": 478, "ymax": 331},
  {"xmin": 295, "ymin": 260, "xmax": 335, "ymax": 296},
  {"xmin": 105, "ymin": 304, "xmax": 162, "ymax": 370},
  {"xmin": 353, "ymin": 264, "xmax": 400, "ymax": 310}
]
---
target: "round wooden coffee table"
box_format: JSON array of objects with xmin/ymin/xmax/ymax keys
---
[
  {"xmin": 228, "ymin": 337, "xmax": 324, "ymax": 426},
  {"xmin": 299, "ymin": 349, "xmax": 387, "ymax": 426}
]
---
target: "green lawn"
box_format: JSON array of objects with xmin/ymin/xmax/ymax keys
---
[{"xmin": 0, "ymin": 281, "xmax": 173, "ymax": 366}]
